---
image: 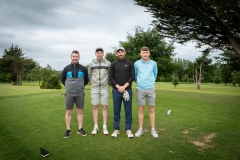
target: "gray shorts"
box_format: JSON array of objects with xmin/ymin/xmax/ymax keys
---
[
  {"xmin": 64, "ymin": 92, "xmax": 85, "ymax": 110},
  {"xmin": 136, "ymin": 88, "xmax": 156, "ymax": 106},
  {"xmin": 91, "ymin": 88, "xmax": 109, "ymax": 106}
]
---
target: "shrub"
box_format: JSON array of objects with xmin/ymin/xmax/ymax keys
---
[
  {"xmin": 40, "ymin": 75, "xmax": 62, "ymax": 89},
  {"xmin": 172, "ymin": 77, "xmax": 179, "ymax": 88}
]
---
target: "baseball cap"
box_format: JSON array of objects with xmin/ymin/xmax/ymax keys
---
[
  {"xmin": 96, "ymin": 47, "xmax": 104, "ymax": 52},
  {"xmin": 116, "ymin": 46, "xmax": 125, "ymax": 52}
]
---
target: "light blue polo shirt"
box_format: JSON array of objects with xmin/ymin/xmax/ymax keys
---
[{"xmin": 134, "ymin": 59, "xmax": 158, "ymax": 90}]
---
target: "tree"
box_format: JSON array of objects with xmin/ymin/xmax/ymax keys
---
[
  {"xmin": 119, "ymin": 26, "xmax": 175, "ymax": 77},
  {"xmin": 29, "ymin": 64, "xmax": 42, "ymax": 85},
  {"xmin": 231, "ymin": 70, "xmax": 240, "ymax": 87},
  {"xmin": 105, "ymin": 52, "xmax": 117, "ymax": 63},
  {"xmin": 183, "ymin": 74, "xmax": 189, "ymax": 83},
  {"xmin": 193, "ymin": 49, "xmax": 212, "ymax": 89},
  {"xmin": 0, "ymin": 44, "xmax": 36, "ymax": 85},
  {"xmin": 172, "ymin": 77, "xmax": 179, "ymax": 88},
  {"xmin": 215, "ymin": 52, "xmax": 240, "ymax": 85},
  {"xmin": 134, "ymin": 0, "xmax": 240, "ymax": 58},
  {"xmin": 185, "ymin": 61, "xmax": 195, "ymax": 83},
  {"xmin": 40, "ymin": 64, "xmax": 54, "ymax": 81},
  {"xmin": 213, "ymin": 75, "xmax": 221, "ymax": 85}
]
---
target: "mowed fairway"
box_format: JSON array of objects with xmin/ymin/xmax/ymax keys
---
[{"xmin": 0, "ymin": 82, "xmax": 240, "ymax": 160}]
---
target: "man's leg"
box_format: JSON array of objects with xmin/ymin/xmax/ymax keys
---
[
  {"xmin": 138, "ymin": 106, "xmax": 144, "ymax": 128},
  {"xmin": 93, "ymin": 105, "xmax": 99, "ymax": 125},
  {"xmin": 101, "ymin": 88, "xmax": 109, "ymax": 126},
  {"xmin": 111, "ymin": 89, "xmax": 122, "ymax": 137},
  {"xmin": 135, "ymin": 89, "xmax": 146, "ymax": 137},
  {"xmin": 75, "ymin": 92, "xmax": 87, "ymax": 136},
  {"xmin": 148, "ymin": 106, "xmax": 155, "ymax": 129},
  {"xmin": 147, "ymin": 88, "xmax": 158, "ymax": 138},
  {"xmin": 124, "ymin": 89, "xmax": 132, "ymax": 131},
  {"xmin": 64, "ymin": 92, "xmax": 74, "ymax": 138},
  {"xmin": 112, "ymin": 89, "xmax": 122, "ymax": 130},
  {"xmin": 91, "ymin": 89, "xmax": 100, "ymax": 135},
  {"xmin": 147, "ymin": 88, "xmax": 156, "ymax": 129},
  {"xmin": 77, "ymin": 108, "xmax": 83, "ymax": 129},
  {"xmin": 102, "ymin": 105, "xmax": 107, "ymax": 125},
  {"xmin": 65, "ymin": 110, "xmax": 73, "ymax": 130},
  {"xmin": 101, "ymin": 89, "xmax": 109, "ymax": 135},
  {"xmin": 112, "ymin": 89, "xmax": 123, "ymax": 130}
]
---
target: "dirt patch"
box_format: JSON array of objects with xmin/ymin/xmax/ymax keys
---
[
  {"xmin": 190, "ymin": 133, "xmax": 217, "ymax": 151},
  {"xmin": 182, "ymin": 129, "xmax": 189, "ymax": 134},
  {"xmin": 182, "ymin": 127, "xmax": 198, "ymax": 134},
  {"xmin": 168, "ymin": 150, "xmax": 175, "ymax": 154}
]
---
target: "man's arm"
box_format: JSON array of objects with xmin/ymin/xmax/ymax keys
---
[
  {"xmin": 154, "ymin": 62, "xmax": 158, "ymax": 81},
  {"xmin": 88, "ymin": 63, "xmax": 92, "ymax": 83},
  {"xmin": 127, "ymin": 61, "xmax": 135, "ymax": 84},
  {"xmin": 109, "ymin": 62, "xmax": 117, "ymax": 87},
  {"xmin": 134, "ymin": 62, "xmax": 138, "ymax": 82},
  {"xmin": 84, "ymin": 67, "xmax": 89, "ymax": 86},
  {"xmin": 61, "ymin": 68, "xmax": 66, "ymax": 86}
]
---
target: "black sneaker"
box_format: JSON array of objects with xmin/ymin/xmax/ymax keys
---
[
  {"xmin": 77, "ymin": 128, "xmax": 87, "ymax": 136},
  {"xmin": 64, "ymin": 129, "xmax": 71, "ymax": 138}
]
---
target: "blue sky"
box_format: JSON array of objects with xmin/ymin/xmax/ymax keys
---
[{"xmin": 0, "ymin": 0, "xmax": 213, "ymax": 70}]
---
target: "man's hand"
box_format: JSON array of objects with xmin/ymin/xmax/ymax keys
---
[{"xmin": 116, "ymin": 84, "xmax": 125, "ymax": 93}]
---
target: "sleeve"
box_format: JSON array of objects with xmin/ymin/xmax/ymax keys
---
[
  {"xmin": 127, "ymin": 61, "xmax": 135, "ymax": 84},
  {"xmin": 108, "ymin": 61, "xmax": 111, "ymax": 84},
  {"xmin": 109, "ymin": 62, "xmax": 117, "ymax": 87},
  {"xmin": 88, "ymin": 63, "xmax": 92, "ymax": 83},
  {"xmin": 134, "ymin": 62, "xmax": 138, "ymax": 82},
  {"xmin": 61, "ymin": 68, "xmax": 66, "ymax": 86},
  {"xmin": 84, "ymin": 67, "xmax": 89, "ymax": 86},
  {"xmin": 154, "ymin": 62, "xmax": 158, "ymax": 81}
]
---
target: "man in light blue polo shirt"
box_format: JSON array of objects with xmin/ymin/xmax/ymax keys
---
[{"xmin": 134, "ymin": 46, "xmax": 159, "ymax": 138}]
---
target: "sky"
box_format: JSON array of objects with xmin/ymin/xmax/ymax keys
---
[{"xmin": 0, "ymin": 0, "xmax": 211, "ymax": 71}]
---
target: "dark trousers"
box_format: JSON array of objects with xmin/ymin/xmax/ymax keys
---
[{"xmin": 112, "ymin": 89, "xmax": 132, "ymax": 130}]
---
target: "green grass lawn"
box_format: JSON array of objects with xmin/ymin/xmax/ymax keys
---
[{"xmin": 0, "ymin": 82, "xmax": 240, "ymax": 160}]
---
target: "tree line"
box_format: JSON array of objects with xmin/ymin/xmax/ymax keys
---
[
  {"xmin": 0, "ymin": 44, "xmax": 62, "ymax": 89},
  {"xmin": 1, "ymin": 27, "xmax": 240, "ymax": 88}
]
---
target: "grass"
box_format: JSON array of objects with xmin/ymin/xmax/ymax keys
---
[{"xmin": 0, "ymin": 82, "xmax": 240, "ymax": 160}]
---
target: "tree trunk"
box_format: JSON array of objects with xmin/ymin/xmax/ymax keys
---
[{"xmin": 197, "ymin": 82, "xmax": 200, "ymax": 89}]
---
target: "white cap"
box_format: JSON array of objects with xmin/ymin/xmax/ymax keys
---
[{"xmin": 116, "ymin": 46, "xmax": 125, "ymax": 52}]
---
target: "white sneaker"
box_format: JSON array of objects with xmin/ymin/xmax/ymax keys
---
[
  {"xmin": 111, "ymin": 130, "xmax": 119, "ymax": 138},
  {"xmin": 103, "ymin": 126, "xmax": 109, "ymax": 136},
  {"xmin": 135, "ymin": 128, "xmax": 144, "ymax": 137},
  {"xmin": 126, "ymin": 130, "xmax": 134, "ymax": 139},
  {"xmin": 151, "ymin": 129, "xmax": 159, "ymax": 138},
  {"xmin": 91, "ymin": 126, "xmax": 98, "ymax": 135}
]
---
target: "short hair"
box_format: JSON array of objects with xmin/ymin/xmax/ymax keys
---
[
  {"xmin": 71, "ymin": 50, "xmax": 79, "ymax": 55},
  {"xmin": 140, "ymin": 47, "xmax": 149, "ymax": 51}
]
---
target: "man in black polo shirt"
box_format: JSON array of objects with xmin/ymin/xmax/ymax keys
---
[{"xmin": 109, "ymin": 46, "xmax": 135, "ymax": 139}]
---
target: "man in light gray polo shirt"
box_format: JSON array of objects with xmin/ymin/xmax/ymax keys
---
[{"xmin": 88, "ymin": 47, "xmax": 111, "ymax": 136}]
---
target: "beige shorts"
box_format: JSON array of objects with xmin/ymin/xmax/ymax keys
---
[{"xmin": 91, "ymin": 88, "xmax": 109, "ymax": 106}]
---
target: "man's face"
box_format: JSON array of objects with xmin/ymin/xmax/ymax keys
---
[
  {"xmin": 95, "ymin": 51, "xmax": 104, "ymax": 60},
  {"xmin": 116, "ymin": 50, "xmax": 126, "ymax": 59},
  {"xmin": 140, "ymin": 50, "xmax": 150, "ymax": 61},
  {"xmin": 71, "ymin": 53, "xmax": 80, "ymax": 64}
]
